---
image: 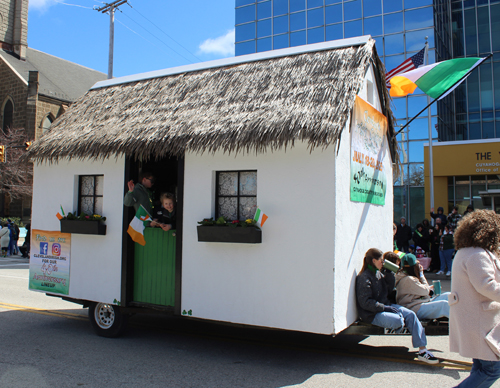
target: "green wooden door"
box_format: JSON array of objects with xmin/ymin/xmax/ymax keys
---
[{"xmin": 133, "ymin": 228, "xmax": 176, "ymax": 306}]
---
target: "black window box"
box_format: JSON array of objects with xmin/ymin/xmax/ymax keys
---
[
  {"xmin": 197, "ymin": 226, "xmax": 261, "ymax": 244},
  {"xmin": 60, "ymin": 220, "xmax": 107, "ymax": 235}
]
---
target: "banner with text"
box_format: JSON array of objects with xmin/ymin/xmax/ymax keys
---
[
  {"xmin": 29, "ymin": 229, "xmax": 71, "ymax": 295},
  {"xmin": 350, "ymin": 96, "xmax": 388, "ymax": 205}
]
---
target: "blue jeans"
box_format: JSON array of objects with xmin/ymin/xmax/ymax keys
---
[
  {"xmin": 456, "ymin": 359, "xmax": 500, "ymax": 388},
  {"xmin": 371, "ymin": 304, "xmax": 427, "ymax": 348},
  {"xmin": 8, "ymin": 239, "xmax": 16, "ymax": 256},
  {"xmin": 417, "ymin": 292, "xmax": 450, "ymax": 320},
  {"xmin": 439, "ymin": 249, "xmax": 454, "ymax": 272}
]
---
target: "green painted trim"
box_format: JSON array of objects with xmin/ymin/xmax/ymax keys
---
[{"xmin": 133, "ymin": 228, "xmax": 176, "ymax": 306}]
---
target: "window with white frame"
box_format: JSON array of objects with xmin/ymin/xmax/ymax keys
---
[{"xmin": 216, "ymin": 171, "xmax": 257, "ymax": 221}]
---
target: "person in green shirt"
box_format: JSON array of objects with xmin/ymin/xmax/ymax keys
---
[{"xmin": 123, "ymin": 171, "xmax": 155, "ymax": 215}]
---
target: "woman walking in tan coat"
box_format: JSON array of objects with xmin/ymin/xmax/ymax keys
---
[{"xmin": 449, "ymin": 209, "xmax": 500, "ymax": 387}]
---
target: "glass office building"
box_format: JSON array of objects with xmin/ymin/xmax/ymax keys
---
[{"xmin": 235, "ymin": 0, "xmax": 500, "ymax": 226}]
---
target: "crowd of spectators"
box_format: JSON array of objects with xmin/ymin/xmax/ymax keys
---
[
  {"xmin": 394, "ymin": 204, "xmax": 474, "ymax": 275},
  {"xmin": 0, "ymin": 219, "xmax": 29, "ymax": 258}
]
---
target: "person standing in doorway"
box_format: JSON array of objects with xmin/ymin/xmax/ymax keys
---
[{"xmin": 124, "ymin": 171, "xmax": 155, "ymax": 215}]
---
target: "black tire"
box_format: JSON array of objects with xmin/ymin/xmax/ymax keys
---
[{"xmin": 88, "ymin": 302, "xmax": 128, "ymax": 338}]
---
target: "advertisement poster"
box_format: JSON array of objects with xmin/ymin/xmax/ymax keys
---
[
  {"xmin": 29, "ymin": 229, "xmax": 71, "ymax": 295},
  {"xmin": 350, "ymin": 96, "xmax": 388, "ymax": 205}
]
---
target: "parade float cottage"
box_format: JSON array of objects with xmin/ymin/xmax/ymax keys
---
[{"xmin": 27, "ymin": 36, "xmax": 398, "ymax": 337}]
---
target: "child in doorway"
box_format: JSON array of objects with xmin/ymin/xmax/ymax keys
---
[{"xmin": 150, "ymin": 192, "xmax": 176, "ymax": 231}]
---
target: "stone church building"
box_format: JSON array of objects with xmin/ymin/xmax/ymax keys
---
[{"xmin": 0, "ymin": 0, "xmax": 106, "ymax": 220}]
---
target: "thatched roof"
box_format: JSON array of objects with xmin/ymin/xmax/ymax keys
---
[{"xmin": 27, "ymin": 37, "xmax": 396, "ymax": 162}]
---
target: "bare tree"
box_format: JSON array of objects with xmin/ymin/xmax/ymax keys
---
[
  {"xmin": 409, "ymin": 165, "xmax": 425, "ymax": 186},
  {"xmin": 0, "ymin": 127, "xmax": 33, "ymax": 199}
]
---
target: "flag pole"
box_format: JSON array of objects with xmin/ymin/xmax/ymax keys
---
[{"xmin": 424, "ymin": 38, "xmax": 435, "ymax": 210}]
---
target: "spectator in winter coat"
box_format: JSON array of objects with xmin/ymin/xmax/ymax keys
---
[
  {"xmin": 449, "ymin": 209, "xmax": 500, "ymax": 387},
  {"xmin": 395, "ymin": 217, "xmax": 412, "ymax": 253},
  {"xmin": 430, "ymin": 206, "xmax": 447, "ymax": 227},
  {"xmin": 428, "ymin": 224, "xmax": 442, "ymax": 272},
  {"xmin": 447, "ymin": 206, "xmax": 462, "ymax": 231},
  {"xmin": 437, "ymin": 224, "xmax": 454, "ymax": 276},
  {"xmin": 412, "ymin": 224, "xmax": 429, "ymax": 253},
  {"xmin": 463, "ymin": 204, "xmax": 474, "ymax": 217},
  {"xmin": 0, "ymin": 222, "xmax": 9, "ymax": 257},
  {"xmin": 7, "ymin": 220, "xmax": 17, "ymax": 256}
]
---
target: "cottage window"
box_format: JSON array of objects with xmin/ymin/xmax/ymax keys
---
[
  {"xmin": 216, "ymin": 171, "xmax": 257, "ymax": 221},
  {"xmin": 78, "ymin": 175, "xmax": 104, "ymax": 216}
]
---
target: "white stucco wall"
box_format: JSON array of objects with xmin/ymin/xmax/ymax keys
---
[
  {"xmin": 331, "ymin": 65, "xmax": 394, "ymax": 333},
  {"xmin": 182, "ymin": 143, "xmax": 338, "ymax": 334},
  {"xmin": 31, "ymin": 157, "xmax": 126, "ymax": 304},
  {"xmin": 181, "ymin": 66, "xmax": 393, "ymax": 336}
]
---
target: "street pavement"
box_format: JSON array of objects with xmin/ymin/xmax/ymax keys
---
[{"xmin": 1, "ymin": 254, "xmax": 499, "ymax": 387}]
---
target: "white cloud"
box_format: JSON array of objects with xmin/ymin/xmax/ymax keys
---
[
  {"xmin": 29, "ymin": 0, "xmax": 55, "ymax": 10},
  {"xmin": 199, "ymin": 29, "xmax": 235, "ymax": 57}
]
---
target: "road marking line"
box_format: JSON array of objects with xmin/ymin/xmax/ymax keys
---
[
  {"xmin": 0, "ymin": 275, "xmax": 29, "ymax": 279},
  {"xmin": 0, "ymin": 302, "xmax": 86, "ymax": 321}
]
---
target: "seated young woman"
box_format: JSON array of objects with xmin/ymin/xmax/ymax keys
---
[
  {"xmin": 395, "ymin": 253, "xmax": 450, "ymax": 320},
  {"xmin": 356, "ymin": 248, "xmax": 439, "ymax": 364}
]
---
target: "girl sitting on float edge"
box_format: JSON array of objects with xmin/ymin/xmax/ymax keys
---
[
  {"xmin": 355, "ymin": 248, "xmax": 439, "ymax": 364},
  {"xmin": 395, "ymin": 253, "xmax": 450, "ymax": 320}
]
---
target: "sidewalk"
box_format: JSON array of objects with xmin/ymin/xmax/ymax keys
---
[{"xmin": 1, "ymin": 252, "xmax": 29, "ymax": 260}]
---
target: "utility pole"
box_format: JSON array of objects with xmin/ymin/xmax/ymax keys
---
[{"xmin": 96, "ymin": 0, "xmax": 128, "ymax": 79}]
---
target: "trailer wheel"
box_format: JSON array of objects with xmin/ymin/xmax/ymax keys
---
[{"xmin": 88, "ymin": 302, "xmax": 128, "ymax": 338}]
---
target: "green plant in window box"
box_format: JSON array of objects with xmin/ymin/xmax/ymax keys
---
[
  {"xmin": 63, "ymin": 212, "xmax": 106, "ymax": 222},
  {"xmin": 197, "ymin": 217, "xmax": 258, "ymax": 228},
  {"xmin": 197, "ymin": 217, "xmax": 261, "ymax": 243}
]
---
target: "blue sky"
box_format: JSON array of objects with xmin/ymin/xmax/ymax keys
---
[{"xmin": 28, "ymin": 0, "xmax": 236, "ymax": 78}]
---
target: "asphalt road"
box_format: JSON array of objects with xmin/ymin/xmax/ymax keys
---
[{"xmin": 0, "ymin": 255, "xmax": 497, "ymax": 388}]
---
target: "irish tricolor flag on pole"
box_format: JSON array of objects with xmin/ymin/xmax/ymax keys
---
[
  {"xmin": 253, "ymin": 207, "xmax": 268, "ymax": 227},
  {"xmin": 390, "ymin": 57, "xmax": 489, "ymax": 100},
  {"xmin": 127, "ymin": 205, "xmax": 151, "ymax": 246}
]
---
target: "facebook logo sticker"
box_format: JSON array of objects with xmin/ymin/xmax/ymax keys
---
[{"xmin": 40, "ymin": 242, "xmax": 48, "ymax": 255}]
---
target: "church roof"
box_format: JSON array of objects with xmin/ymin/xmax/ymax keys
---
[{"xmin": 0, "ymin": 48, "xmax": 106, "ymax": 102}]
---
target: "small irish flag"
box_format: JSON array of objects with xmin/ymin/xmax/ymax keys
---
[
  {"xmin": 253, "ymin": 207, "xmax": 268, "ymax": 227},
  {"xmin": 127, "ymin": 205, "xmax": 151, "ymax": 246}
]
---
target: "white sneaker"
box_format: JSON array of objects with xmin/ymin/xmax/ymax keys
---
[
  {"xmin": 446, "ymin": 271, "xmax": 451, "ymax": 276},
  {"xmin": 418, "ymin": 350, "xmax": 439, "ymax": 364},
  {"xmin": 436, "ymin": 271, "xmax": 444, "ymax": 275}
]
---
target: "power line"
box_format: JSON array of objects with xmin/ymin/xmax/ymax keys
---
[
  {"xmin": 53, "ymin": 0, "xmax": 93, "ymax": 9},
  {"xmin": 126, "ymin": 1, "xmax": 202, "ymax": 63},
  {"xmin": 117, "ymin": 7, "xmax": 197, "ymax": 64},
  {"xmin": 115, "ymin": 18, "xmax": 190, "ymax": 62}
]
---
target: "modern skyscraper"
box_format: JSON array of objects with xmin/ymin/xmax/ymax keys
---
[{"xmin": 235, "ymin": 0, "xmax": 500, "ymax": 225}]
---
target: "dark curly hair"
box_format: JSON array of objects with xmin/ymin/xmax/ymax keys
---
[{"xmin": 454, "ymin": 209, "xmax": 500, "ymax": 253}]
